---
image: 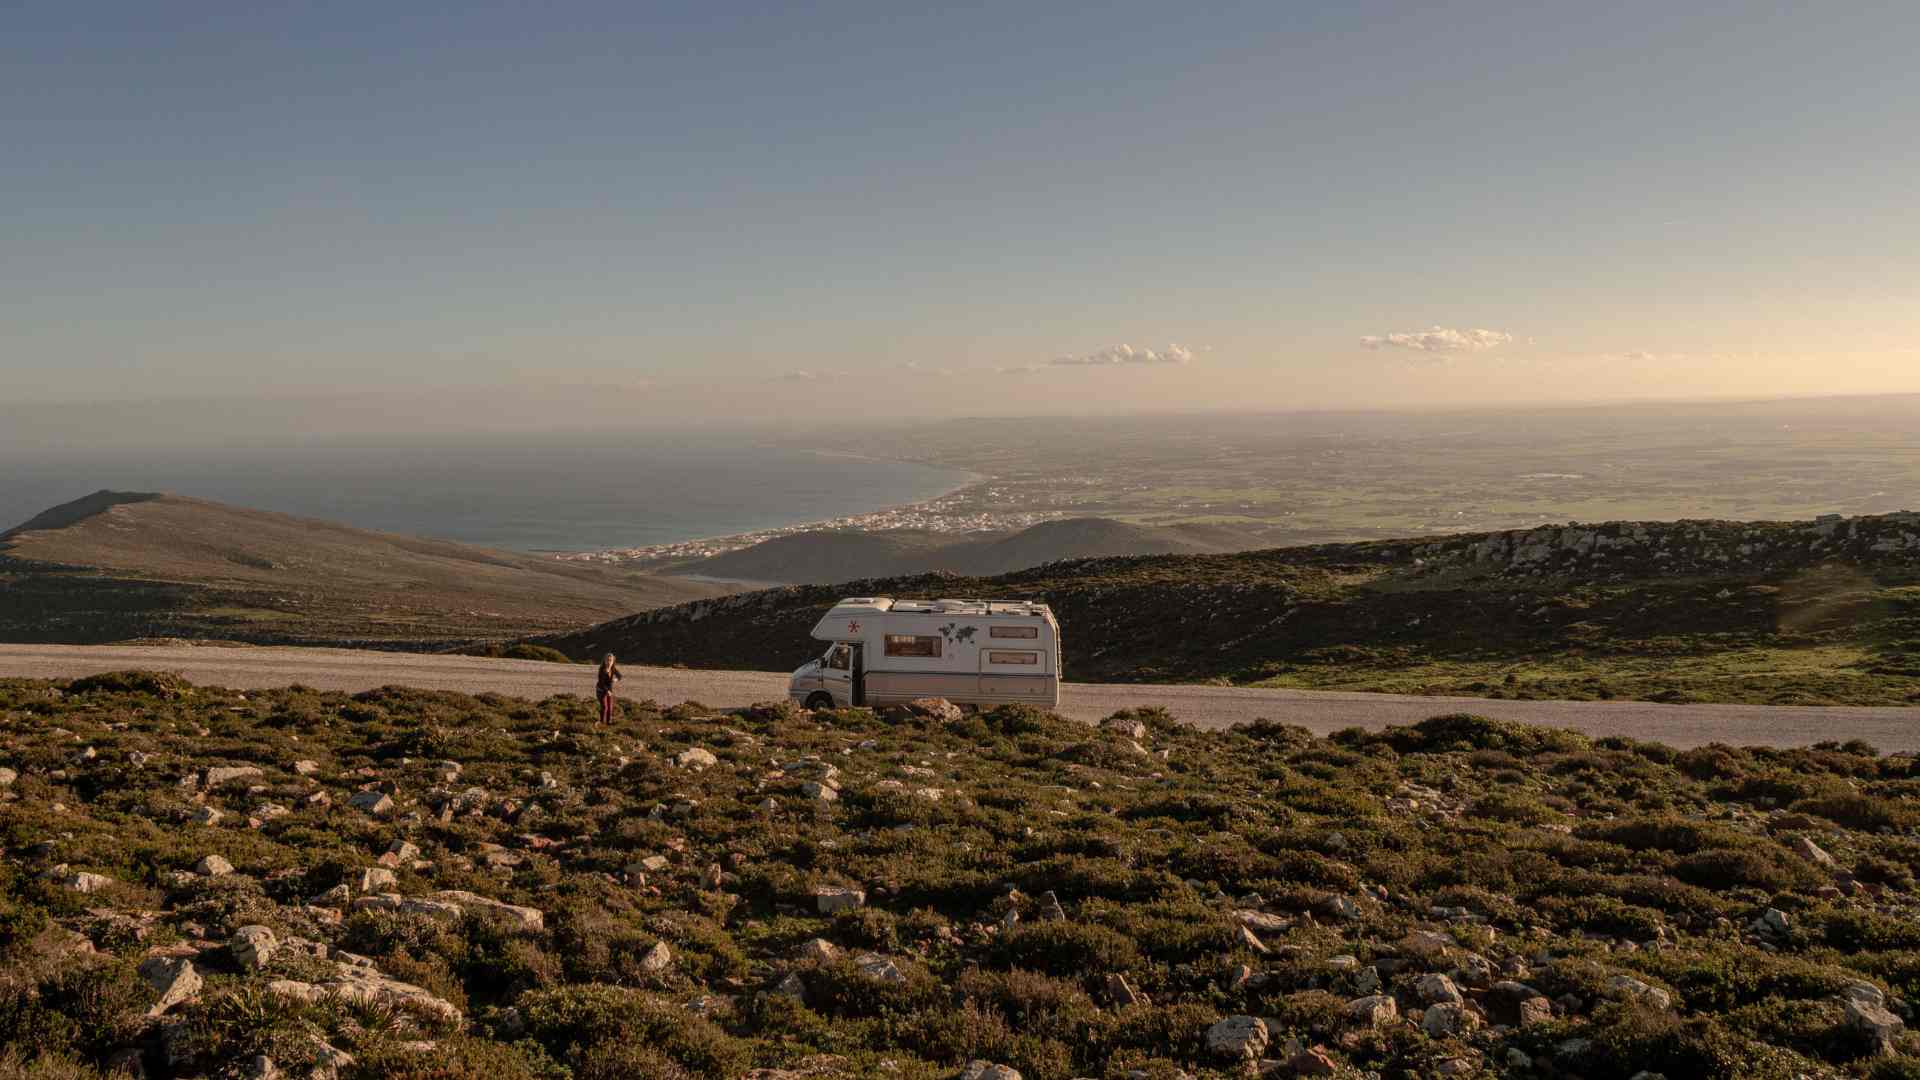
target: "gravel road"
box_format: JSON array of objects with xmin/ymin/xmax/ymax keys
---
[{"xmin": 3, "ymin": 642, "xmax": 1917, "ymax": 751}]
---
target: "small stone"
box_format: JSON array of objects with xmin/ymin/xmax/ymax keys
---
[
  {"xmin": 356, "ymin": 867, "xmax": 398, "ymax": 893},
  {"xmin": 814, "ymin": 886, "xmax": 866, "ymax": 914},
  {"xmin": 1346, "ymin": 994, "xmax": 1398, "ymax": 1027},
  {"xmin": 292, "ymin": 760, "xmax": 321, "ymax": 776},
  {"xmin": 640, "ymin": 940, "xmax": 672, "ymax": 973},
  {"xmin": 189, "ymin": 806, "xmax": 224, "ymax": 827},
  {"xmin": 349, "ymin": 790, "xmax": 394, "ymax": 816},
  {"xmin": 195, "ymin": 854, "xmax": 234, "ymax": 877},
  {"xmin": 231, "ymin": 925, "xmax": 278, "ymax": 971},
  {"xmin": 855, "ymin": 951, "xmax": 908, "ymax": 984},
  {"xmin": 1512, "ymin": 991, "xmax": 1559, "ymax": 1022},
  {"xmin": 801, "ymin": 781, "xmax": 839, "ymax": 802},
  {"xmin": 1608, "ymin": 975, "xmax": 1673, "ymax": 1010},
  {"xmin": 1289, "ymin": 1046, "xmax": 1339, "ymax": 1076},
  {"xmin": 1415, "ymin": 972, "xmax": 1464, "ymax": 1005},
  {"xmin": 138, "ymin": 956, "xmax": 203, "ymax": 1017},
  {"xmin": 1106, "ymin": 972, "xmax": 1148, "ymax": 1008},
  {"xmin": 1401, "ymin": 930, "xmax": 1454, "ymax": 962},
  {"xmin": 203, "ymin": 765, "xmax": 264, "ymax": 788},
  {"xmin": 956, "ymin": 1062, "xmax": 1022, "ymax": 1080},
  {"xmin": 676, "ymin": 747, "xmax": 719, "ymax": 770},
  {"xmin": 1422, "ymin": 1002, "xmax": 1478, "ymax": 1037},
  {"xmin": 797, "ymin": 938, "xmax": 840, "ymax": 962},
  {"xmin": 1038, "ymin": 890, "xmax": 1067, "ymax": 922},
  {"xmin": 1205, "ymin": 1015, "xmax": 1269, "ymax": 1061},
  {"xmin": 1790, "ymin": 834, "xmax": 1837, "ymax": 868}
]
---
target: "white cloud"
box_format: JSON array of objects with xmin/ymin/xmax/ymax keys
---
[
  {"xmin": 1360, "ymin": 327, "xmax": 1514, "ymax": 354},
  {"xmin": 1050, "ymin": 343, "xmax": 1197, "ymax": 367},
  {"xmin": 901, "ymin": 360, "xmax": 954, "ymax": 377}
]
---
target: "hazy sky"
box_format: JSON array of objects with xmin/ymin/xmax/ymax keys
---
[{"xmin": 6, "ymin": 0, "xmax": 1918, "ymax": 429}]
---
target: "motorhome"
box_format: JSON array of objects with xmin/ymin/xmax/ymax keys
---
[{"xmin": 788, "ymin": 596, "xmax": 1061, "ymax": 711}]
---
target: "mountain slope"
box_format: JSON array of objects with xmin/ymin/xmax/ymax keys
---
[
  {"xmin": 0, "ymin": 490, "xmax": 726, "ymax": 645},
  {"xmin": 538, "ymin": 512, "xmax": 1920, "ymax": 705},
  {"xmin": 674, "ymin": 516, "xmax": 1263, "ymax": 583}
]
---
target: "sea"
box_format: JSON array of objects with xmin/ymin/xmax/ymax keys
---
[{"xmin": 0, "ymin": 437, "xmax": 974, "ymax": 553}]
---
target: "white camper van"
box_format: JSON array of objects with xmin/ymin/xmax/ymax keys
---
[{"xmin": 788, "ymin": 597, "xmax": 1061, "ymax": 711}]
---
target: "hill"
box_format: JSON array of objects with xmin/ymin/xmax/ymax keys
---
[
  {"xmin": 538, "ymin": 512, "xmax": 1920, "ymax": 706},
  {"xmin": 0, "ymin": 490, "xmax": 726, "ymax": 646},
  {"xmin": 676, "ymin": 517, "xmax": 1262, "ymax": 583},
  {"xmin": 5, "ymin": 674, "xmax": 1920, "ymax": 1078}
]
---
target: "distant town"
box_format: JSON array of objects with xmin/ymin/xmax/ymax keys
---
[{"xmin": 554, "ymin": 485, "xmax": 1061, "ymax": 566}]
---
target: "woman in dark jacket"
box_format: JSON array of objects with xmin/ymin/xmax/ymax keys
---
[{"xmin": 596, "ymin": 653, "xmax": 622, "ymax": 724}]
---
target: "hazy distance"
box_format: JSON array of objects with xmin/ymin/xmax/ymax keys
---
[{"xmin": 6, "ymin": 1, "xmax": 1919, "ymax": 427}]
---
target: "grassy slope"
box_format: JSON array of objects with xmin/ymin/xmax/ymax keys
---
[
  {"xmin": 5, "ymin": 674, "xmax": 1920, "ymax": 1078},
  {"xmin": 0, "ymin": 491, "xmax": 724, "ymax": 646},
  {"xmin": 539, "ymin": 514, "xmax": 1920, "ymax": 707}
]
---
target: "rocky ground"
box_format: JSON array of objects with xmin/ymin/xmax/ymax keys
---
[{"xmin": 6, "ymin": 673, "xmax": 1920, "ymax": 1079}]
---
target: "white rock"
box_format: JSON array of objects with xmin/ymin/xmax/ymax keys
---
[{"xmin": 1205, "ymin": 1015, "xmax": 1269, "ymax": 1061}]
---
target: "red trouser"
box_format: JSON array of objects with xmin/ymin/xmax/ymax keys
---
[{"xmin": 599, "ymin": 692, "xmax": 617, "ymax": 723}]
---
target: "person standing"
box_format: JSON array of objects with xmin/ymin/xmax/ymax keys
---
[{"xmin": 596, "ymin": 653, "xmax": 622, "ymax": 724}]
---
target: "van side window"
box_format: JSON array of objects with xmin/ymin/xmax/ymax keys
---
[
  {"xmin": 987, "ymin": 650, "xmax": 1040, "ymax": 665},
  {"xmin": 826, "ymin": 646, "xmax": 850, "ymax": 670},
  {"xmin": 884, "ymin": 634, "xmax": 942, "ymax": 658},
  {"xmin": 989, "ymin": 625, "xmax": 1039, "ymax": 639}
]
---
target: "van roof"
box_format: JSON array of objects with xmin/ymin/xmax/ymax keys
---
[{"xmin": 828, "ymin": 596, "xmax": 1051, "ymax": 617}]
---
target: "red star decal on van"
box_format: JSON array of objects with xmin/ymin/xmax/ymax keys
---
[{"xmin": 848, "ymin": 621, "xmax": 861, "ymax": 633}]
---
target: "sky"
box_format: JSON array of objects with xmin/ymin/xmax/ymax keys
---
[{"xmin": 5, "ymin": 0, "xmax": 1919, "ymax": 435}]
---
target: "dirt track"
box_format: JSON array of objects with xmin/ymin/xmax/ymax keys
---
[{"xmin": 3, "ymin": 643, "xmax": 1918, "ymax": 751}]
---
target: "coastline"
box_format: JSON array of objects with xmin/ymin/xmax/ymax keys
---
[{"xmin": 551, "ymin": 468, "xmax": 1061, "ymax": 568}]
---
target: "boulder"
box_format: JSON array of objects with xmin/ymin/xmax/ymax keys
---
[
  {"xmin": 0, "ymin": 767, "xmax": 15, "ymax": 787},
  {"xmin": 190, "ymin": 806, "xmax": 224, "ymax": 827},
  {"xmin": 1204, "ymin": 1015, "xmax": 1269, "ymax": 1061},
  {"xmin": 348, "ymin": 790, "xmax": 395, "ymax": 816},
  {"xmin": 292, "ymin": 760, "xmax": 321, "ymax": 776},
  {"xmin": 956, "ymin": 1063, "xmax": 1021, "ymax": 1080},
  {"xmin": 269, "ymin": 962, "xmax": 461, "ymax": 1024},
  {"xmin": 431, "ymin": 889, "xmax": 545, "ymax": 932},
  {"xmin": 194, "ymin": 855, "xmax": 234, "ymax": 880},
  {"xmin": 1846, "ymin": 998, "xmax": 1904, "ymax": 1055}
]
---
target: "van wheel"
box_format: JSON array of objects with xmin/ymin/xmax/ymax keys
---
[{"xmin": 804, "ymin": 692, "xmax": 835, "ymax": 711}]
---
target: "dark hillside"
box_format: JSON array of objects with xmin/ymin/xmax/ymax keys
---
[
  {"xmin": 539, "ymin": 512, "xmax": 1920, "ymax": 705},
  {"xmin": 0, "ymin": 491, "xmax": 727, "ymax": 646}
]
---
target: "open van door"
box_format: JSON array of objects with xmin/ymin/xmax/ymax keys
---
[{"xmin": 821, "ymin": 643, "xmax": 854, "ymax": 707}]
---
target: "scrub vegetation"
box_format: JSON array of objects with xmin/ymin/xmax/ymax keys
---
[
  {"xmin": 542, "ymin": 512, "xmax": 1920, "ymax": 707},
  {"xmin": 5, "ymin": 673, "xmax": 1920, "ymax": 1077}
]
